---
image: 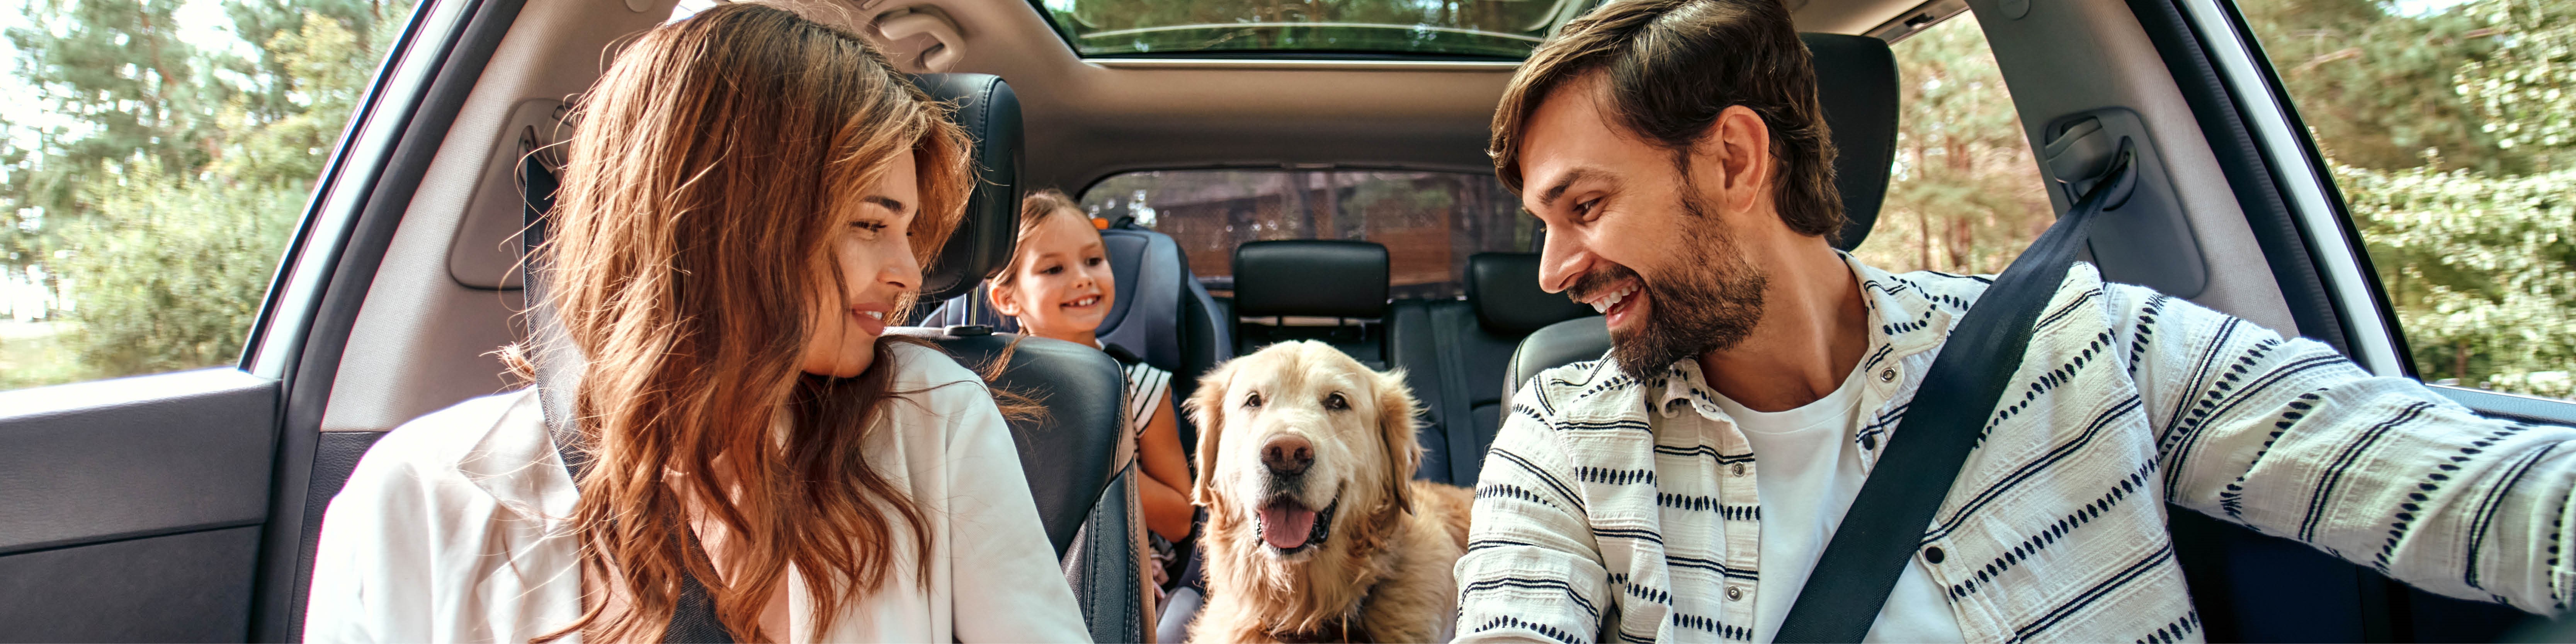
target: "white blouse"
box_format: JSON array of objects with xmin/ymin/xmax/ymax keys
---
[{"xmin": 303, "ymin": 343, "xmax": 1090, "ymax": 643}]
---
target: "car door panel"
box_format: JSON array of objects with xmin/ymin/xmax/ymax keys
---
[
  {"xmin": 0, "ymin": 371, "xmax": 279, "ymax": 641},
  {"xmin": 0, "ymin": 526, "xmax": 264, "ymax": 642}
]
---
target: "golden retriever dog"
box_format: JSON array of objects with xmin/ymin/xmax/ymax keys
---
[{"xmin": 1183, "ymin": 341, "xmax": 1475, "ymax": 643}]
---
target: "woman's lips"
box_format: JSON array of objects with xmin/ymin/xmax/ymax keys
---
[{"xmin": 849, "ymin": 306, "xmax": 889, "ymax": 336}]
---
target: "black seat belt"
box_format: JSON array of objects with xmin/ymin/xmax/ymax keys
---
[
  {"xmin": 1773, "ymin": 139, "xmax": 2137, "ymax": 643},
  {"xmin": 522, "ymin": 156, "xmax": 737, "ymax": 644}
]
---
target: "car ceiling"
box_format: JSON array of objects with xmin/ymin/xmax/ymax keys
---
[{"xmin": 835, "ymin": 0, "xmax": 1932, "ymax": 194}]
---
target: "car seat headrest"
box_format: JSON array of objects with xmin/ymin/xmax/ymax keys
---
[
  {"xmin": 1467, "ymin": 253, "xmax": 1596, "ymax": 333},
  {"xmin": 911, "ymin": 73, "xmax": 1023, "ymax": 303},
  {"xmin": 1233, "ymin": 240, "xmax": 1389, "ymax": 319},
  {"xmin": 1799, "ymin": 32, "xmax": 1899, "ymax": 252}
]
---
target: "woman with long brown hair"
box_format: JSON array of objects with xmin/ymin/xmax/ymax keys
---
[{"xmin": 302, "ymin": 4, "xmax": 1087, "ymax": 641}]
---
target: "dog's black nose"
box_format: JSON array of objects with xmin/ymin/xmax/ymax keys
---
[{"xmin": 1262, "ymin": 434, "xmax": 1313, "ymax": 476}]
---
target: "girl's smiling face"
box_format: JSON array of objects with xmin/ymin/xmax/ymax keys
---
[{"xmin": 991, "ymin": 207, "xmax": 1115, "ymax": 343}]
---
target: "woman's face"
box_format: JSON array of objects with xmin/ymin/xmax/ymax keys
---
[
  {"xmin": 799, "ymin": 152, "xmax": 924, "ymax": 377},
  {"xmin": 991, "ymin": 209, "xmax": 1115, "ymax": 342}
]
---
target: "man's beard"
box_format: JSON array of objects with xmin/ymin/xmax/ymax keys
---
[{"xmin": 1566, "ymin": 190, "xmax": 1768, "ymax": 380}]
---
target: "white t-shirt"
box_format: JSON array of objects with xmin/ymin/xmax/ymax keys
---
[{"xmin": 1711, "ymin": 365, "xmax": 1966, "ymax": 644}]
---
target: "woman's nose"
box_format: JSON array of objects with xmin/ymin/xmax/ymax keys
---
[{"xmin": 883, "ymin": 246, "xmax": 922, "ymax": 291}]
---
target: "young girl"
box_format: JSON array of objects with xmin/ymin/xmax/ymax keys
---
[
  {"xmin": 302, "ymin": 5, "xmax": 1087, "ymax": 642},
  {"xmin": 987, "ymin": 190, "xmax": 1196, "ymax": 581}
]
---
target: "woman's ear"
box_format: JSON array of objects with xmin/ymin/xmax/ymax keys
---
[
  {"xmin": 1185, "ymin": 361, "xmax": 1236, "ymax": 508},
  {"xmin": 1375, "ymin": 367, "xmax": 1423, "ymax": 515},
  {"xmin": 986, "ymin": 279, "xmax": 1022, "ymax": 318}
]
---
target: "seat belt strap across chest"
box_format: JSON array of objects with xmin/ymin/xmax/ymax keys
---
[
  {"xmin": 1772, "ymin": 140, "xmax": 2137, "ymax": 643},
  {"xmin": 523, "ymin": 158, "xmax": 737, "ymax": 644}
]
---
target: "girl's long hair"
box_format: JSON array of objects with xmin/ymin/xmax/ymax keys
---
[{"xmin": 527, "ymin": 4, "xmax": 973, "ymax": 641}]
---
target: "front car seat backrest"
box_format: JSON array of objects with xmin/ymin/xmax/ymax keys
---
[
  {"xmin": 910, "ymin": 73, "xmax": 1023, "ymax": 302},
  {"xmin": 887, "ymin": 330, "xmax": 1121, "ymax": 558}
]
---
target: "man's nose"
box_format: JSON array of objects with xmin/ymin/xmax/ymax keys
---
[
  {"xmin": 1260, "ymin": 434, "xmax": 1313, "ymax": 476},
  {"xmin": 1537, "ymin": 229, "xmax": 1590, "ymax": 294}
]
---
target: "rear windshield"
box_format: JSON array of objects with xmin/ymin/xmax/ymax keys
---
[
  {"xmin": 1080, "ymin": 169, "xmax": 1536, "ymax": 301},
  {"xmin": 1037, "ymin": 0, "xmax": 1596, "ymax": 59}
]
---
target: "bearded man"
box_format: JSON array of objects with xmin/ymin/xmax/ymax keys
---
[{"xmin": 1454, "ymin": 0, "xmax": 2575, "ymax": 642}]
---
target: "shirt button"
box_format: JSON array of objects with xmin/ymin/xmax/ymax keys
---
[
  {"xmin": 1924, "ymin": 546, "xmax": 1946, "ymax": 564},
  {"xmin": 1726, "ymin": 586, "xmax": 1744, "ymax": 601},
  {"xmin": 1879, "ymin": 368, "xmax": 1898, "ymax": 383},
  {"xmin": 1731, "ymin": 463, "xmax": 1746, "ymax": 476}
]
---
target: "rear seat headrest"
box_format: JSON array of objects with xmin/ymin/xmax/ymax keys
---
[
  {"xmin": 1467, "ymin": 253, "xmax": 1595, "ymax": 333},
  {"xmin": 1799, "ymin": 33, "xmax": 1898, "ymax": 252},
  {"xmin": 1234, "ymin": 240, "xmax": 1389, "ymax": 319},
  {"xmin": 910, "ymin": 73, "xmax": 1023, "ymax": 302}
]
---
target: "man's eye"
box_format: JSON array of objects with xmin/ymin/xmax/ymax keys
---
[
  {"xmin": 1323, "ymin": 392, "xmax": 1348, "ymax": 411},
  {"xmin": 1243, "ymin": 392, "xmax": 1263, "ymax": 409}
]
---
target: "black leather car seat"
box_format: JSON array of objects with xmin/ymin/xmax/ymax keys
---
[
  {"xmin": 1503, "ymin": 32, "xmax": 1900, "ymax": 399},
  {"xmin": 1231, "ymin": 240, "xmax": 1392, "ymax": 369},
  {"xmin": 1389, "ymin": 253, "xmax": 1595, "ymax": 486},
  {"xmin": 922, "ymin": 224, "xmax": 1233, "ymax": 448}
]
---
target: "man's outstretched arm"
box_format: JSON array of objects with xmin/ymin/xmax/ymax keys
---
[
  {"xmin": 2122, "ymin": 284, "xmax": 2576, "ymax": 614},
  {"xmin": 1454, "ymin": 383, "xmax": 1614, "ymax": 643}
]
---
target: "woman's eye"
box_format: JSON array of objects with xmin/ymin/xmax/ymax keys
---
[
  {"xmin": 1243, "ymin": 392, "xmax": 1263, "ymax": 409},
  {"xmin": 1323, "ymin": 393, "xmax": 1348, "ymax": 411},
  {"xmin": 849, "ymin": 220, "xmax": 888, "ymax": 237}
]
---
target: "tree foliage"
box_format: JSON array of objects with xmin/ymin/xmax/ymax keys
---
[
  {"xmin": 1853, "ymin": 13, "xmax": 2054, "ymax": 276},
  {"xmin": 2, "ymin": 0, "xmax": 410, "ymax": 387}
]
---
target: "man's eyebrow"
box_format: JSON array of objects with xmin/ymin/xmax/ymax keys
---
[
  {"xmin": 1535, "ymin": 167, "xmax": 1603, "ymax": 209},
  {"xmin": 863, "ymin": 195, "xmax": 909, "ymax": 214}
]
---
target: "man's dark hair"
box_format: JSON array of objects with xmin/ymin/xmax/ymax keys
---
[{"xmin": 1490, "ymin": 0, "xmax": 1842, "ymax": 240}]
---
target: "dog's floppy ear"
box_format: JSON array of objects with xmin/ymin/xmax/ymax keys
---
[
  {"xmin": 1375, "ymin": 367, "xmax": 1424, "ymax": 515},
  {"xmin": 1185, "ymin": 358, "xmax": 1239, "ymax": 508}
]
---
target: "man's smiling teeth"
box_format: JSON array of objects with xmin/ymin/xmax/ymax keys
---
[
  {"xmin": 1064, "ymin": 296, "xmax": 1099, "ymax": 308},
  {"xmin": 1589, "ymin": 284, "xmax": 1639, "ymax": 313}
]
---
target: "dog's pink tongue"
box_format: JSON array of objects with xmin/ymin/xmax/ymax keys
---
[{"xmin": 1261, "ymin": 502, "xmax": 1317, "ymax": 550}]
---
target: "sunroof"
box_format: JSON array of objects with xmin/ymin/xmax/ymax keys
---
[{"xmin": 1038, "ymin": 0, "xmax": 1598, "ymax": 59}]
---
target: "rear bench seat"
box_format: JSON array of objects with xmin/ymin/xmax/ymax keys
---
[{"xmin": 1389, "ymin": 253, "xmax": 1595, "ymax": 486}]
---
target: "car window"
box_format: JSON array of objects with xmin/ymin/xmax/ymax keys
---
[
  {"xmin": 2237, "ymin": 0, "xmax": 2575, "ymax": 401},
  {"xmin": 0, "ymin": 0, "xmax": 416, "ymax": 391},
  {"xmin": 1037, "ymin": 0, "xmax": 1600, "ymax": 59},
  {"xmin": 1081, "ymin": 169, "xmax": 1535, "ymax": 299},
  {"xmin": 1849, "ymin": 12, "xmax": 2054, "ymax": 276}
]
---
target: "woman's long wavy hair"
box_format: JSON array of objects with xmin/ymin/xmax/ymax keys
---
[{"xmin": 527, "ymin": 4, "xmax": 972, "ymax": 641}]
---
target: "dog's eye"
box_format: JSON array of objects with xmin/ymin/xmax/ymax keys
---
[
  {"xmin": 1323, "ymin": 392, "xmax": 1349, "ymax": 411},
  {"xmin": 1243, "ymin": 392, "xmax": 1263, "ymax": 409}
]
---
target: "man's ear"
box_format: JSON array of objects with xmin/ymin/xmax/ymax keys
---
[
  {"xmin": 1185, "ymin": 360, "xmax": 1237, "ymax": 508},
  {"xmin": 1375, "ymin": 367, "xmax": 1423, "ymax": 515},
  {"xmin": 1693, "ymin": 104, "xmax": 1774, "ymax": 213},
  {"xmin": 986, "ymin": 280, "xmax": 1023, "ymax": 318}
]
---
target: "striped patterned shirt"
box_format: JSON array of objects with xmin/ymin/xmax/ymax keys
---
[{"xmin": 1455, "ymin": 256, "xmax": 2576, "ymax": 643}]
